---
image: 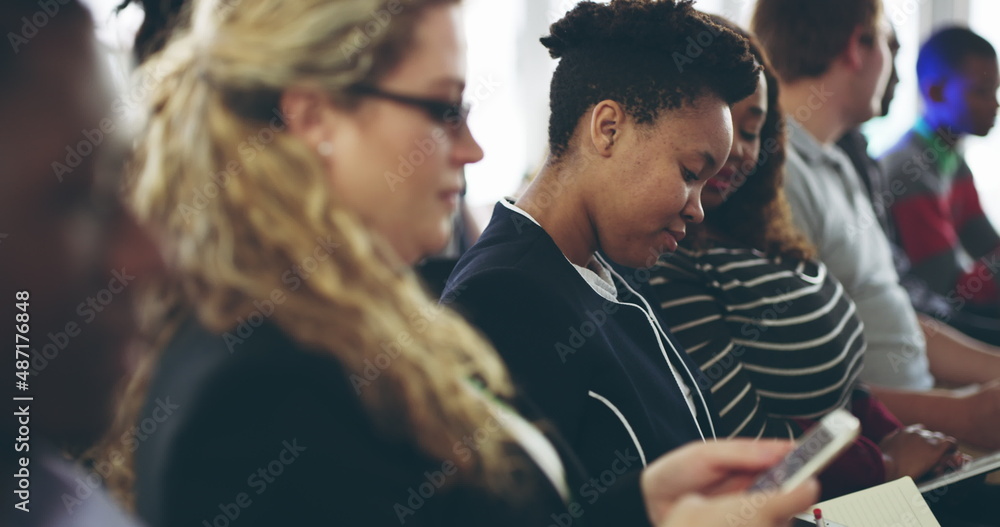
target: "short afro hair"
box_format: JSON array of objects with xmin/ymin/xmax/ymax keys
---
[
  {"xmin": 917, "ymin": 26, "xmax": 997, "ymax": 86},
  {"xmin": 542, "ymin": 0, "xmax": 760, "ymax": 159}
]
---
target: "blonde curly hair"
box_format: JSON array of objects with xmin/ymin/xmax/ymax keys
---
[{"xmin": 100, "ymin": 0, "xmax": 524, "ymax": 507}]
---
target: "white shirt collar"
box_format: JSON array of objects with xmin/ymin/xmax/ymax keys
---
[{"xmin": 500, "ymin": 200, "xmax": 618, "ymax": 301}]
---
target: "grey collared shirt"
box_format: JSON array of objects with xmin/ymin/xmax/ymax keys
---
[{"xmin": 783, "ymin": 119, "xmax": 933, "ymax": 390}]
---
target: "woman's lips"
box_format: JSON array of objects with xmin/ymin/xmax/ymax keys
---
[
  {"xmin": 661, "ymin": 229, "xmax": 686, "ymax": 252},
  {"xmin": 706, "ymin": 165, "xmax": 737, "ymax": 192},
  {"xmin": 705, "ymin": 178, "xmax": 730, "ymax": 192}
]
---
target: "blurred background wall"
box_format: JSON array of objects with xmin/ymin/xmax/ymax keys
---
[{"xmin": 80, "ymin": 0, "xmax": 1000, "ymax": 228}]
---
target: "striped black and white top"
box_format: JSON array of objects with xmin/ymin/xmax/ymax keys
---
[{"xmin": 650, "ymin": 245, "xmax": 866, "ymax": 440}]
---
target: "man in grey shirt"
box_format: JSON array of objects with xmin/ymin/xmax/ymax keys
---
[
  {"xmin": 753, "ymin": 0, "xmax": 1000, "ymax": 449},
  {"xmin": 784, "ymin": 119, "xmax": 934, "ymax": 390}
]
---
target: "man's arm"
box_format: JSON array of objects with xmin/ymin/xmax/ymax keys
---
[
  {"xmin": 868, "ymin": 382, "xmax": 1000, "ymax": 450},
  {"xmin": 920, "ymin": 314, "xmax": 1000, "ymax": 385}
]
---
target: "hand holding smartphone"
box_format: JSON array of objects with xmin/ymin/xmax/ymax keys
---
[{"xmin": 748, "ymin": 409, "xmax": 861, "ymax": 494}]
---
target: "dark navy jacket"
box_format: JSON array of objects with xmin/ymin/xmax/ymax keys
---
[
  {"xmin": 444, "ymin": 201, "xmax": 719, "ymax": 482},
  {"xmin": 133, "ymin": 317, "xmax": 653, "ymax": 527}
]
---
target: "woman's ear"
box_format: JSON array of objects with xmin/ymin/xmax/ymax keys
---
[
  {"xmin": 280, "ymin": 87, "xmax": 334, "ymax": 151},
  {"xmin": 589, "ymin": 100, "xmax": 625, "ymax": 157}
]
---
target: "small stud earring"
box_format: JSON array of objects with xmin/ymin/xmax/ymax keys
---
[{"xmin": 317, "ymin": 141, "xmax": 334, "ymax": 157}]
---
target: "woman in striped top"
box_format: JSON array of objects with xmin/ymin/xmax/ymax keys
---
[{"xmin": 649, "ymin": 16, "xmax": 964, "ymax": 500}]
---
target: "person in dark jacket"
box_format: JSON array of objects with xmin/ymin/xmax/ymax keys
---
[{"xmin": 444, "ymin": 0, "xmax": 758, "ymax": 488}]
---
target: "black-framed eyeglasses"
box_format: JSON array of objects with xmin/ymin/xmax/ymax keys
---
[{"xmin": 346, "ymin": 84, "xmax": 470, "ymax": 129}]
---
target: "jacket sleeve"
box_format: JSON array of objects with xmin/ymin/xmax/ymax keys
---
[{"xmin": 850, "ymin": 387, "xmax": 902, "ymax": 444}]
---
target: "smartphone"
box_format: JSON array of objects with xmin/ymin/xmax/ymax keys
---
[{"xmin": 748, "ymin": 408, "xmax": 861, "ymax": 493}]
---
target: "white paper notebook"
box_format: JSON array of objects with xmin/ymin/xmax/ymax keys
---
[{"xmin": 795, "ymin": 477, "xmax": 941, "ymax": 527}]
